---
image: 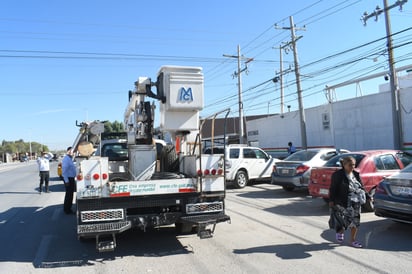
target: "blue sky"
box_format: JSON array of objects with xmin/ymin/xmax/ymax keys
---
[{"xmin": 1, "ymin": 0, "xmax": 411, "ymax": 150}]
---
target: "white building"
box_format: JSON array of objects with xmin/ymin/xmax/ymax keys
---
[{"xmin": 247, "ymin": 72, "xmax": 412, "ymax": 153}]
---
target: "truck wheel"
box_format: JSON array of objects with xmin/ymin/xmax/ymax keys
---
[
  {"xmin": 282, "ymin": 186, "xmax": 295, "ymax": 191},
  {"xmin": 160, "ymin": 144, "xmax": 179, "ymax": 172},
  {"xmin": 175, "ymin": 222, "xmax": 195, "ymax": 235},
  {"xmin": 234, "ymin": 170, "xmax": 248, "ymax": 188}
]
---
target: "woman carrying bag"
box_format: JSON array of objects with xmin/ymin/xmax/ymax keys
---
[{"xmin": 329, "ymin": 156, "xmax": 370, "ymax": 248}]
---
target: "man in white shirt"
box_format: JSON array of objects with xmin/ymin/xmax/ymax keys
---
[{"xmin": 37, "ymin": 151, "xmax": 54, "ymax": 193}]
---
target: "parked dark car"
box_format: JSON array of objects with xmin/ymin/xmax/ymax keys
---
[
  {"xmin": 308, "ymin": 150, "xmax": 412, "ymax": 212},
  {"xmin": 271, "ymin": 148, "xmax": 349, "ymax": 191},
  {"xmin": 374, "ymin": 163, "xmax": 412, "ymax": 224}
]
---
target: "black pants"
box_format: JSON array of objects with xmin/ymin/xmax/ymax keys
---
[
  {"xmin": 64, "ymin": 177, "xmax": 75, "ymax": 213},
  {"xmin": 39, "ymin": 171, "xmax": 50, "ymax": 192}
]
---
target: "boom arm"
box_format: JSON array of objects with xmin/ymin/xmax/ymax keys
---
[{"xmin": 124, "ymin": 77, "xmax": 156, "ymax": 145}]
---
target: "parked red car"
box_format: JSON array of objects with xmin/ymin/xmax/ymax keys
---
[{"xmin": 308, "ymin": 150, "xmax": 412, "ymax": 212}]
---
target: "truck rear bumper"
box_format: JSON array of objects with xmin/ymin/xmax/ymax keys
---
[{"xmin": 180, "ymin": 212, "xmax": 231, "ymax": 225}]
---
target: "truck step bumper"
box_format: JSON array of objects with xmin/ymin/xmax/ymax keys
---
[
  {"xmin": 179, "ymin": 213, "xmax": 231, "ymax": 225},
  {"xmin": 78, "ymin": 220, "xmax": 131, "ymax": 236}
]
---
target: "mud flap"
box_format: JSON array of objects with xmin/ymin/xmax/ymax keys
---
[{"xmin": 179, "ymin": 213, "xmax": 231, "ymax": 239}]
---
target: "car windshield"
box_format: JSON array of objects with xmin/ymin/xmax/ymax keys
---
[
  {"xmin": 101, "ymin": 143, "xmax": 128, "ymax": 161},
  {"xmin": 284, "ymin": 150, "xmax": 318, "ymax": 161},
  {"xmin": 323, "ymin": 153, "xmax": 365, "ymax": 168},
  {"xmin": 396, "ymin": 152, "xmax": 412, "ymax": 168},
  {"xmin": 400, "ymin": 163, "xmax": 412, "ymax": 173}
]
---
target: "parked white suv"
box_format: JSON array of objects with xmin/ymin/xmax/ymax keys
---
[{"xmin": 213, "ymin": 145, "xmax": 280, "ymax": 188}]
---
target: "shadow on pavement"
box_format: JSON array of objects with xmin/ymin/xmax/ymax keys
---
[
  {"xmin": 0, "ymin": 204, "xmax": 193, "ymax": 269},
  {"xmin": 233, "ymin": 242, "xmax": 337, "ymax": 259}
]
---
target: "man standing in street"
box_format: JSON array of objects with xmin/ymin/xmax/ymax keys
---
[
  {"xmin": 62, "ymin": 147, "xmax": 76, "ymax": 214},
  {"xmin": 36, "ymin": 151, "xmax": 54, "ymax": 193}
]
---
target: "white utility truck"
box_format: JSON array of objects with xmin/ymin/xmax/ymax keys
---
[{"xmin": 71, "ymin": 66, "xmax": 230, "ymax": 252}]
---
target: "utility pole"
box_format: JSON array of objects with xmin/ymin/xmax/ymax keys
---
[
  {"xmin": 223, "ymin": 45, "xmax": 253, "ymax": 144},
  {"xmin": 362, "ymin": 0, "xmax": 407, "ymax": 150},
  {"xmin": 276, "ymin": 45, "xmax": 285, "ymax": 115},
  {"xmin": 276, "ymin": 16, "xmax": 307, "ymax": 149},
  {"xmin": 279, "ymin": 46, "xmax": 284, "ymax": 115},
  {"xmin": 274, "ymin": 43, "xmax": 293, "ymax": 116}
]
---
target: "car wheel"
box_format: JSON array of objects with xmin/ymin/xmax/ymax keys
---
[
  {"xmin": 363, "ymin": 188, "xmax": 376, "ymax": 212},
  {"xmin": 282, "ymin": 186, "xmax": 295, "ymax": 191},
  {"xmin": 234, "ymin": 170, "xmax": 248, "ymax": 188}
]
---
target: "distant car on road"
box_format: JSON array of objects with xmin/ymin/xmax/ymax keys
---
[
  {"xmin": 20, "ymin": 156, "xmax": 28, "ymax": 162},
  {"xmin": 308, "ymin": 150, "xmax": 412, "ymax": 212},
  {"xmin": 271, "ymin": 148, "xmax": 349, "ymax": 192},
  {"xmin": 374, "ymin": 163, "xmax": 412, "ymax": 223}
]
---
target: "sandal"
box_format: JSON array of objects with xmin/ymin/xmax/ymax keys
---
[
  {"xmin": 351, "ymin": 241, "xmax": 363, "ymax": 248},
  {"xmin": 336, "ymin": 233, "xmax": 344, "ymax": 243}
]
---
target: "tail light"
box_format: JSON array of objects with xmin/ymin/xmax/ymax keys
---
[
  {"xmin": 77, "ymin": 173, "xmax": 83, "ymax": 181},
  {"xmin": 296, "ymin": 165, "xmax": 310, "ymax": 175},
  {"xmin": 102, "ymin": 173, "xmax": 108, "ymax": 180},
  {"xmin": 376, "ymin": 182, "xmax": 387, "ymax": 194},
  {"xmin": 93, "ymin": 173, "xmax": 100, "ymax": 180},
  {"xmin": 197, "ymin": 168, "xmax": 224, "ymax": 176}
]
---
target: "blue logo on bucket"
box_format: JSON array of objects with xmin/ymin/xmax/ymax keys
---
[{"xmin": 179, "ymin": 87, "xmax": 193, "ymax": 102}]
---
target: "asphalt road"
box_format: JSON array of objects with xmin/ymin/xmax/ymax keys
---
[{"xmin": 0, "ymin": 161, "xmax": 411, "ymax": 274}]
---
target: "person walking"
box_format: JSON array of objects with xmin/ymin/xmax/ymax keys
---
[
  {"xmin": 287, "ymin": 142, "xmax": 296, "ymax": 155},
  {"xmin": 36, "ymin": 151, "xmax": 54, "ymax": 193},
  {"xmin": 62, "ymin": 147, "xmax": 76, "ymax": 214},
  {"xmin": 329, "ymin": 156, "xmax": 370, "ymax": 248}
]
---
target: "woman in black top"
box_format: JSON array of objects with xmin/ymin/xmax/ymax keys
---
[{"xmin": 329, "ymin": 156, "xmax": 369, "ymax": 248}]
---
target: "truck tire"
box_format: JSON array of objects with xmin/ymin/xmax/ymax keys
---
[
  {"xmin": 282, "ymin": 186, "xmax": 295, "ymax": 191},
  {"xmin": 160, "ymin": 144, "xmax": 179, "ymax": 172},
  {"xmin": 234, "ymin": 170, "xmax": 248, "ymax": 188}
]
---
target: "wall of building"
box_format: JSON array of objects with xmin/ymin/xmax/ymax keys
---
[{"xmin": 247, "ymin": 73, "xmax": 412, "ymax": 152}]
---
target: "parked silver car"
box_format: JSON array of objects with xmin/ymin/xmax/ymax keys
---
[{"xmin": 271, "ymin": 148, "xmax": 349, "ymax": 191}]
